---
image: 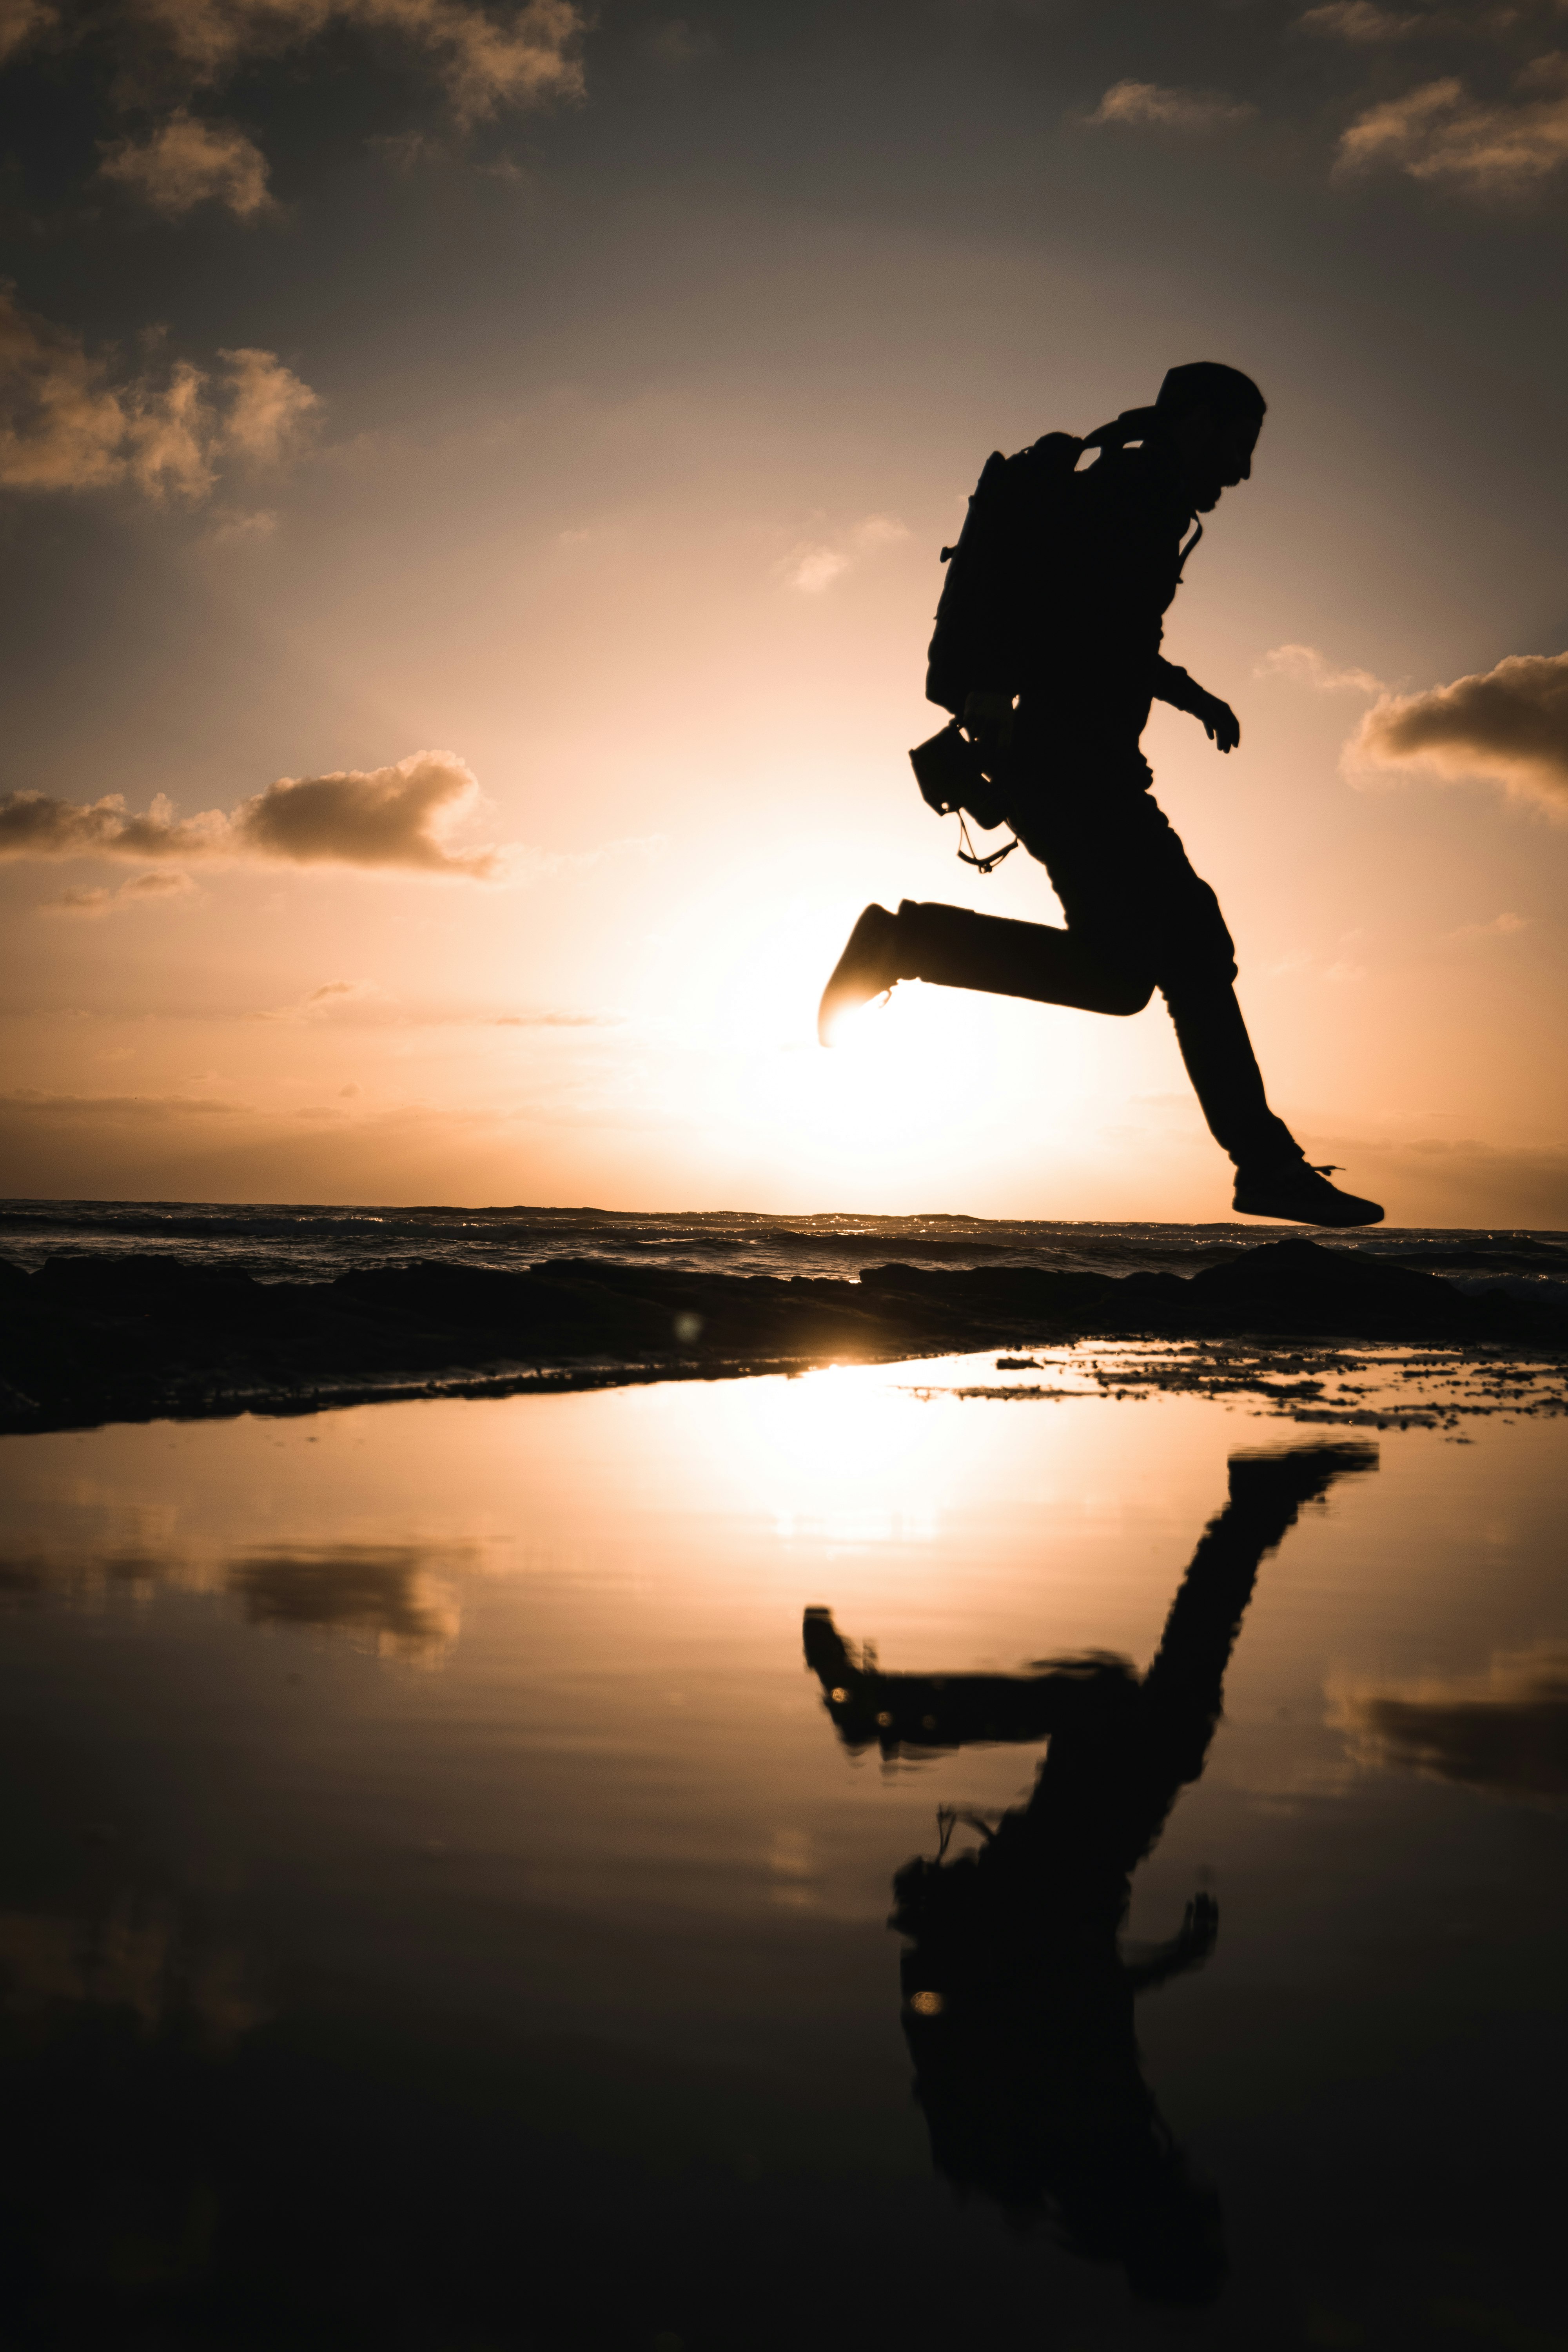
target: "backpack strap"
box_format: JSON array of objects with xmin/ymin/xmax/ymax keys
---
[{"xmin": 1081, "ymin": 404, "xmax": 1162, "ymax": 452}]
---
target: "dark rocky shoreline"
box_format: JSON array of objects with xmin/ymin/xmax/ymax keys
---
[{"xmin": 3, "ymin": 1238, "xmax": 1564, "ymax": 1436}]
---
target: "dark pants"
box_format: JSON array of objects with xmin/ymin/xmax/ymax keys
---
[{"xmin": 896, "ymin": 755, "xmax": 1299, "ymax": 1172}]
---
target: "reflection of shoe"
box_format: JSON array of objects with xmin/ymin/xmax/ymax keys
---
[
  {"xmin": 802, "ymin": 1605, "xmax": 857, "ymax": 1687},
  {"xmin": 1227, "ymin": 1442, "xmax": 1377, "ymax": 1516},
  {"xmin": 803, "ymin": 1608, "xmax": 883, "ymax": 1752},
  {"xmin": 1232, "ymin": 1160, "xmax": 1383, "ymax": 1229},
  {"xmin": 817, "ymin": 904, "xmax": 902, "ymax": 1046}
]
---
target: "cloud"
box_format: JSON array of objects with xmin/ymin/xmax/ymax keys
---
[
  {"xmin": 0, "ymin": 750, "xmax": 508, "ymax": 876},
  {"xmin": 1347, "ymin": 649, "xmax": 1568, "ymax": 815},
  {"xmin": 0, "ymin": 0, "xmax": 54, "ymax": 62},
  {"xmin": 1447, "ymin": 909, "xmax": 1530, "ymax": 939},
  {"xmin": 780, "ymin": 512, "xmax": 909, "ymax": 595},
  {"xmin": 1258, "ymin": 642, "xmax": 1386, "ymax": 695},
  {"xmin": 1296, "ymin": 1, "xmax": 1419, "ymax": 38},
  {"xmin": 1087, "ymin": 80, "xmax": 1256, "ymax": 134},
  {"xmin": 1336, "ymin": 55, "xmax": 1568, "ymax": 190},
  {"xmin": 0, "ymin": 1088, "xmax": 250, "ymax": 1119},
  {"xmin": 215, "ymin": 346, "xmax": 321, "ymax": 460},
  {"xmin": 0, "ymin": 287, "xmax": 317, "ymax": 499},
  {"xmin": 101, "ymin": 111, "xmax": 272, "ymax": 215},
  {"xmin": 112, "ymin": 0, "xmax": 586, "ymax": 128},
  {"xmin": 0, "ymin": 789, "xmax": 228, "ymax": 859},
  {"xmin": 256, "ymin": 977, "xmax": 396, "ymax": 1020},
  {"xmin": 36, "ymin": 869, "xmax": 198, "ymax": 916},
  {"xmin": 227, "ymin": 1543, "xmax": 463, "ymax": 1654},
  {"xmin": 647, "ymin": 17, "xmax": 715, "ymax": 67},
  {"xmin": 256, "ymin": 976, "xmax": 624, "ymax": 1023},
  {"xmin": 492, "ymin": 1009, "xmax": 623, "ymax": 1026},
  {"xmin": 233, "ymin": 751, "xmax": 501, "ymax": 873},
  {"xmin": 209, "ymin": 505, "xmax": 278, "ymax": 542},
  {"xmin": 1334, "ymin": 1643, "xmax": 1568, "ymax": 1802},
  {"xmin": 301, "ymin": 978, "xmax": 380, "ymax": 1010}
]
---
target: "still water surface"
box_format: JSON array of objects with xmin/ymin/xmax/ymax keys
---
[{"xmin": 1, "ymin": 1360, "xmax": 1564, "ymax": 2349}]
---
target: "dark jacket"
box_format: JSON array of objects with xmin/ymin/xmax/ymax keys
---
[{"xmin": 1017, "ymin": 438, "xmax": 1205, "ymax": 751}]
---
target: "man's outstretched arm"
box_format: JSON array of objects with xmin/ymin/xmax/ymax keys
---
[{"xmin": 1153, "ymin": 657, "xmax": 1240, "ymax": 753}]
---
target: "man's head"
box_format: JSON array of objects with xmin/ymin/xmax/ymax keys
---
[{"xmin": 1155, "ymin": 361, "xmax": 1266, "ymax": 513}]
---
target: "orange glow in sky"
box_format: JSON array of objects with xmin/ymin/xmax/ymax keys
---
[{"xmin": 2, "ymin": 7, "xmax": 1566, "ymax": 1226}]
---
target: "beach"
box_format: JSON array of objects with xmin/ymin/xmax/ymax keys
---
[{"xmin": 4, "ymin": 1203, "xmax": 1566, "ymax": 1435}]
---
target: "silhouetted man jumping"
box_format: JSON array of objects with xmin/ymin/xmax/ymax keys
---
[{"xmin": 817, "ymin": 362, "xmax": 1383, "ymax": 1229}]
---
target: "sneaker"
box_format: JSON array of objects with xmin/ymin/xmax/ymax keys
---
[
  {"xmin": 817, "ymin": 904, "xmax": 902, "ymax": 1046},
  {"xmin": 1232, "ymin": 1160, "xmax": 1384, "ymax": 1229}
]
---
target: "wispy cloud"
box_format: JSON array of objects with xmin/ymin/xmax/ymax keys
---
[
  {"xmin": 257, "ymin": 978, "xmax": 396, "ymax": 1021},
  {"xmin": 36, "ymin": 869, "xmax": 198, "ymax": 917},
  {"xmin": 491, "ymin": 1008, "xmax": 623, "ymax": 1026},
  {"xmin": 101, "ymin": 0, "xmax": 586, "ymax": 129},
  {"xmin": 0, "ymin": 1088, "xmax": 250, "ymax": 1120},
  {"xmin": 1347, "ymin": 649, "xmax": 1568, "ymax": 816},
  {"xmin": 101, "ymin": 112, "xmax": 272, "ymax": 216},
  {"xmin": 0, "ymin": 288, "xmax": 317, "ymax": 499},
  {"xmin": 1087, "ymin": 80, "xmax": 1256, "ymax": 134},
  {"xmin": 646, "ymin": 16, "xmax": 714, "ymax": 67},
  {"xmin": 257, "ymin": 978, "xmax": 625, "ymax": 1024},
  {"xmin": 1447, "ymin": 910, "xmax": 1530, "ymax": 939},
  {"xmin": 1336, "ymin": 54, "xmax": 1568, "ymax": 191},
  {"xmin": 208, "ymin": 505, "xmax": 278, "ymax": 543},
  {"xmin": 0, "ymin": 0, "xmax": 54, "ymax": 63},
  {"xmin": 779, "ymin": 512, "xmax": 908, "ymax": 595},
  {"xmin": 1258, "ymin": 642, "xmax": 1386, "ymax": 695},
  {"xmin": 1297, "ymin": 2, "xmax": 1421, "ymax": 40}
]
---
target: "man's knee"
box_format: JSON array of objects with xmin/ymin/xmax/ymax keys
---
[
  {"xmin": 1096, "ymin": 970, "xmax": 1156, "ymax": 1016},
  {"xmin": 1162, "ymin": 881, "xmax": 1239, "ymax": 990},
  {"xmin": 1073, "ymin": 944, "xmax": 1156, "ymax": 1014}
]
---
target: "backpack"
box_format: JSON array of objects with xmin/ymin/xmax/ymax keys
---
[
  {"xmin": 924, "ymin": 412, "xmax": 1153, "ymax": 714},
  {"xmin": 912, "ymin": 412, "xmax": 1156, "ymax": 870}
]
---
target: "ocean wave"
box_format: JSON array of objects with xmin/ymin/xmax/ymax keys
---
[{"xmin": 1, "ymin": 1198, "xmax": 1563, "ymax": 1292}]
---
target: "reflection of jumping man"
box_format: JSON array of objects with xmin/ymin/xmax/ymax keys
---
[
  {"xmin": 803, "ymin": 1443, "xmax": 1376, "ymax": 2307},
  {"xmin": 817, "ymin": 363, "xmax": 1383, "ymax": 1229}
]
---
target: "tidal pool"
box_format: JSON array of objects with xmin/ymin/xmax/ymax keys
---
[{"xmin": 1, "ymin": 1356, "xmax": 1564, "ymax": 2350}]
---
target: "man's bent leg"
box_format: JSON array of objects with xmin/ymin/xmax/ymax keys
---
[
  {"xmin": 817, "ymin": 897, "xmax": 1153, "ymax": 1042},
  {"xmin": 897, "ymin": 900, "xmax": 1153, "ymax": 1016}
]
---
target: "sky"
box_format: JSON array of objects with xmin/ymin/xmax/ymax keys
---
[{"xmin": 2, "ymin": 0, "xmax": 1566, "ymax": 1225}]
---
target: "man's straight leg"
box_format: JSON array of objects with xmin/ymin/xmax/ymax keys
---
[
  {"xmin": 1016, "ymin": 786, "xmax": 1301, "ymax": 1173},
  {"xmin": 1162, "ymin": 978, "xmax": 1298, "ymax": 1171}
]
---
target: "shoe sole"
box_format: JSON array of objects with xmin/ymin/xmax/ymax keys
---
[{"xmin": 1232, "ymin": 1201, "xmax": 1384, "ymax": 1229}]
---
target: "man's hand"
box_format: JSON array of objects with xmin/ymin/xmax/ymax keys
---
[
  {"xmin": 962, "ymin": 690, "xmax": 1014, "ymax": 755},
  {"xmin": 1193, "ymin": 691, "xmax": 1240, "ymax": 754}
]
